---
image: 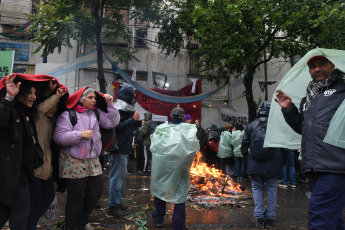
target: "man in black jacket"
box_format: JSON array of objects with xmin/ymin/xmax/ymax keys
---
[
  {"xmin": 107, "ymin": 83, "xmax": 140, "ymax": 218},
  {"xmin": 275, "ymin": 55, "xmax": 345, "ymax": 230},
  {"xmin": 241, "ymin": 101, "xmax": 286, "ymax": 228}
]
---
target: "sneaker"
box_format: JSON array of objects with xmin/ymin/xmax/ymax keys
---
[
  {"xmin": 278, "ymin": 184, "xmax": 288, "ymax": 189},
  {"xmin": 85, "ymin": 223, "xmax": 94, "ymax": 230},
  {"xmin": 264, "ymin": 219, "xmax": 274, "ymax": 228},
  {"xmin": 291, "ymin": 184, "xmax": 296, "ymax": 188},
  {"xmin": 119, "ymin": 202, "xmax": 129, "ymax": 210},
  {"xmin": 106, "ymin": 206, "xmax": 129, "ymax": 218},
  {"xmin": 255, "ymin": 218, "xmax": 265, "ymax": 228},
  {"xmin": 142, "ymin": 171, "xmax": 150, "ymax": 176}
]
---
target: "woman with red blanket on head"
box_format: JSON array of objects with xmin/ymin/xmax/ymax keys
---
[
  {"xmin": 0, "ymin": 74, "xmax": 54, "ymax": 229},
  {"xmin": 53, "ymin": 87, "xmax": 120, "ymax": 230},
  {"xmin": 28, "ymin": 78, "xmax": 68, "ymax": 230}
]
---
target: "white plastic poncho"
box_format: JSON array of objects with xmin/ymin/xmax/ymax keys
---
[
  {"xmin": 217, "ymin": 131, "xmax": 233, "ymax": 158},
  {"xmin": 265, "ymin": 48, "xmax": 345, "ymax": 150},
  {"xmin": 230, "ymin": 130, "xmax": 244, "ymax": 157},
  {"xmin": 150, "ymin": 122, "xmax": 199, "ymax": 204}
]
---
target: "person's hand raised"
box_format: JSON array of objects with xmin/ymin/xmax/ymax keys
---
[
  {"xmin": 56, "ymin": 88, "xmax": 67, "ymax": 98},
  {"xmin": 5, "ymin": 75, "xmax": 21, "ymax": 98},
  {"xmin": 103, "ymin": 94, "xmax": 114, "ymax": 106},
  {"xmin": 133, "ymin": 111, "xmax": 140, "ymax": 121},
  {"xmin": 275, "ymin": 90, "xmax": 292, "ymax": 109}
]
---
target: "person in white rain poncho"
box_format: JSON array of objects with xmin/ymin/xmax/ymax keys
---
[
  {"xmin": 217, "ymin": 123, "xmax": 233, "ymax": 177},
  {"xmin": 275, "ymin": 53, "xmax": 345, "ymax": 230},
  {"xmin": 150, "ymin": 107, "xmax": 199, "ymax": 230},
  {"xmin": 230, "ymin": 124, "xmax": 245, "ymax": 181}
]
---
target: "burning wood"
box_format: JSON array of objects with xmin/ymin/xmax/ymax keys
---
[{"xmin": 188, "ymin": 152, "xmax": 250, "ymax": 207}]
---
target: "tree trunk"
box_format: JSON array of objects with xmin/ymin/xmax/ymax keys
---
[
  {"xmin": 244, "ymin": 69, "xmax": 257, "ymax": 122},
  {"xmin": 94, "ymin": 0, "xmax": 106, "ymax": 93}
]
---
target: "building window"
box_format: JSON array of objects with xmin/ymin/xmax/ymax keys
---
[
  {"xmin": 189, "ymin": 52, "xmax": 200, "ymax": 75},
  {"xmin": 113, "ymin": 70, "xmax": 147, "ymax": 81},
  {"xmin": 135, "ymin": 27, "xmax": 147, "ymax": 48}
]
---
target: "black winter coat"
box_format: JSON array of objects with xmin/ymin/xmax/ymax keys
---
[
  {"xmin": 241, "ymin": 101, "xmax": 286, "ymax": 178},
  {"xmin": 0, "ymin": 98, "xmax": 36, "ymax": 205},
  {"xmin": 196, "ymin": 125, "xmax": 206, "ymax": 151},
  {"xmin": 113, "ymin": 83, "xmax": 140, "ymax": 155},
  {"xmin": 282, "ymin": 78, "xmax": 345, "ymax": 174}
]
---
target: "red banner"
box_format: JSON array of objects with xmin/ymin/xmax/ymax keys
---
[{"xmin": 113, "ymin": 81, "xmax": 202, "ymax": 122}]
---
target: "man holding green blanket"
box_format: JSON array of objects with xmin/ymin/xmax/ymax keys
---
[{"xmin": 275, "ymin": 54, "xmax": 345, "ymax": 230}]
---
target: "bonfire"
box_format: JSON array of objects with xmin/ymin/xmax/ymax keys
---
[{"xmin": 188, "ymin": 152, "xmax": 248, "ymax": 207}]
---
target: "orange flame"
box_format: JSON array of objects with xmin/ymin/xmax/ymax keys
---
[{"xmin": 190, "ymin": 152, "xmax": 242, "ymax": 197}]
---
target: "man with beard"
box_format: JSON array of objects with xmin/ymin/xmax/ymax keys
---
[{"xmin": 275, "ymin": 55, "xmax": 345, "ymax": 230}]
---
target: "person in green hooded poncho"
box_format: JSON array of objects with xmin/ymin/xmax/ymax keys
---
[{"xmin": 150, "ymin": 107, "xmax": 199, "ymax": 229}]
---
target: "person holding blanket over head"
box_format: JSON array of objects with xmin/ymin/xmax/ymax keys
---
[
  {"xmin": 0, "ymin": 75, "xmax": 44, "ymax": 229},
  {"xmin": 275, "ymin": 54, "xmax": 345, "ymax": 230},
  {"xmin": 53, "ymin": 87, "xmax": 119, "ymax": 230},
  {"xmin": 150, "ymin": 107, "xmax": 199, "ymax": 229},
  {"xmin": 28, "ymin": 78, "xmax": 68, "ymax": 230}
]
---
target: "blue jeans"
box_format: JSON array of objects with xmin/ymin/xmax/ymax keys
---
[
  {"xmin": 251, "ymin": 175, "xmax": 278, "ymax": 220},
  {"xmin": 281, "ymin": 149, "xmax": 296, "ymax": 186},
  {"xmin": 234, "ymin": 157, "xmax": 246, "ymax": 178},
  {"xmin": 152, "ymin": 196, "xmax": 186, "ymax": 230},
  {"xmin": 108, "ymin": 153, "xmax": 128, "ymax": 207},
  {"xmin": 309, "ymin": 173, "xmax": 345, "ymax": 230}
]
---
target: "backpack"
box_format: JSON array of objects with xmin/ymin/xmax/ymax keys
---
[
  {"xmin": 150, "ymin": 122, "xmax": 157, "ymax": 135},
  {"xmin": 68, "ymin": 109, "xmax": 117, "ymax": 152},
  {"xmin": 249, "ymin": 118, "xmax": 274, "ymax": 160}
]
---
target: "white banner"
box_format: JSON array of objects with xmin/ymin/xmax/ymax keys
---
[{"xmin": 220, "ymin": 108, "xmax": 248, "ymax": 128}]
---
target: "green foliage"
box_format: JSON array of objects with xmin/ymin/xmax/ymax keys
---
[
  {"xmin": 29, "ymin": 1, "xmax": 94, "ymax": 57},
  {"xmin": 28, "ymin": 0, "xmax": 164, "ymax": 61},
  {"xmin": 154, "ymin": 0, "xmax": 345, "ymax": 121},
  {"xmin": 28, "ymin": 0, "xmax": 164, "ymax": 93}
]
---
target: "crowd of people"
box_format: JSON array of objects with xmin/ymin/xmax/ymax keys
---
[{"xmin": 1, "ymin": 53, "xmax": 344, "ymax": 230}]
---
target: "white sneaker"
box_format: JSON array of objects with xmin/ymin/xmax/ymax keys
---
[
  {"xmin": 279, "ymin": 184, "xmax": 288, "ymax": 189},
  {"xmin": 85, "ymin": 224, "xmax": 94, "ymax": 230}
]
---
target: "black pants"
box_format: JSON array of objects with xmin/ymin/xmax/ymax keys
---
[
  {"xmin": 144, "ymin": 145, "xmax": 152, "ymax": 172},
  {"xmin": 136, "ymin": 143, "xmax": 145, "ymax": 172},
  {"xmin": 27, "ymin": 178, "xmax": 56, "ymax": 230},
  {"xmin": 0, "ymin": 185, "xmax": 30, "ymax": 229},
  {"xmin": 65, "ymin": 174, "xmax": 103, "ymax": 230}
]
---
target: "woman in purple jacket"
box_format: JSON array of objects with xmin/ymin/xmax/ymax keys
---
[{"xmin": 53, "ymin": 87, "xmax": 120, "ymax": 230}]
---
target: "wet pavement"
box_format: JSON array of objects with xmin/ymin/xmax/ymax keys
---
[{"xmin": 4, "ymin": 159, "xmax": 335, "ymax": 229}]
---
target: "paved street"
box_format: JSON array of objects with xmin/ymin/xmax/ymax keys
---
[{"xmin": 4, "ymin": 159, "xmax": 337, "ymax": 230}]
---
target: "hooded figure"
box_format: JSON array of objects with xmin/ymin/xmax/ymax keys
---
[
  {"xmin": 138, "ymin": 112, "xmax": 155, "ymax": 174},
  {"xmin": 241, "ymin": 101, "xmax": 287, "ymax": 227},
  {"xmin": 107, "ymin": 82, "xmax": 141, "ymax": 218},
  {"xmin": 113, "ymin": 83, "xmax": 137, "ymax": 155},
  {"xmin": 150, "ymin": 107, "xmax": 199, "ymax": 229}
]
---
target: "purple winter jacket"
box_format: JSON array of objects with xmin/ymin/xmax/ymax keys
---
[{"xmin": 53, "ymin": 104, "xmax": 120, "ymax": 159}]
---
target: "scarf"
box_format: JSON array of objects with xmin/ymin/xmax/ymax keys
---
[
  {"xmin": 74, "ymin": 104, "xmax": 96, "ymax": 113},
  {"xmin": 305, "ymin": 69, "xmax": 345, "ymax": 111}
]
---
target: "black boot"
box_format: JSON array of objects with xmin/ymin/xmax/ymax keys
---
[{"xmin": 106, "ymin": 205, "xmax": 129, "ymax": 218}]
